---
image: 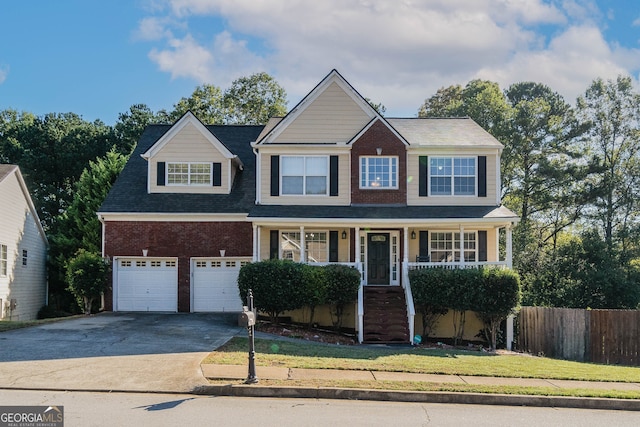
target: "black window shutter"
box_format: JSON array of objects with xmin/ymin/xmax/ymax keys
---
[
  {"xmin": 269, "ymin": 230, "xmax": 279, "ymax": 259},
  {"xmin": 478, "ymin": 230, "xmax": 487, "ymax": 262},
  {"xmin": 270, "ymin": 155, "xmax": 279, "ymax": 196},
  {"xmin": 157, "ymin": 162, "xmax": 166, "ymax": 186},
  {"xmin": 329, "ymin": 231, "xmax": 338, "ymax": 262},
  {"xmin": 330, "ymin": 156, "xmax": 338, "ymax": 196},
  {"xmin": 419, "ymin": 231, "xmax": 429, "ymax": 261},
  {"xmin": 212, "ymin": 163, "xmax": 222, "ymax": 186},
  {"xmin": 478, "ymin": 156, "xmax": 487, "ymax": 197},
  {"xmin": 419, "ymin": 156, "xmax": 428, "ymax": 197}
]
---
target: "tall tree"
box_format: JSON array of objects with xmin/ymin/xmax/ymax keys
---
[
  {"xmin": 166, "ymin": 84, "xmax": 225, "ymax": 124},
  {"xmin": 577, "ymin": 76, "xmax": 640, "ymax": 252},
  {"xmin": 223, "ymin": 72, "xmax": 287, "ymax": 124},
  {"xmin": 114, "ymin": 104, "xmax": 164, "ymax": 153}
]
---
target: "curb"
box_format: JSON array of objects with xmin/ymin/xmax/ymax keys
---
[{"xmin": 192, "ymin": 384, "xmax": 640, "ymax": 411}]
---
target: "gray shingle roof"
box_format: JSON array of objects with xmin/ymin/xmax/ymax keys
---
[
  {"xmin": 248, "ymin": 205, "xmax": 518, "ymax": 220},
  {"xmin": 99, "ymin": 125, "xmax": 264, "ymax": 214},
  {"xmin": 387, "ymin": 118, "xmax": 503, "ymax": 148}
]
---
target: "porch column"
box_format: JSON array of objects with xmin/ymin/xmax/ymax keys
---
[
  {"xmin": 506, "ymin": 224, "xmax": 513, "ymax": 269},
  {"xmin": 403, "ymin": 227, "xmax": 409, "ymax": 264},
  {"xmin": 495, "ymin": 226, "xmax": 500, "ymax": 262},
  {"xmin": 299, "ymin": 226, "xmax": 305, "ymax": 262},
  {"xmin": 459, "ymin": 226, "xmax": 465, "ymax": 268},
  {"xmin": 252, "ymin": 224, "xmax": 259, "ymax": 262}
]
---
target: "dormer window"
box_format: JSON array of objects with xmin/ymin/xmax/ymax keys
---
[
  {"xmin": 360, "ymin": 156, "xmax": 398, "ymax": 189},
  {"xmin": 167, "ymin": 162, "xmax": 212, "ymax": 186}
]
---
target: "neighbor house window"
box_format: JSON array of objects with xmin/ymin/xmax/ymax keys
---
[
  {"xmin": 429, "ymin": 157, "xmax": 476, "ymax": 196},
  {"xmin": 280, "ymin": 231, "xmax": 328, "ymax": 262},
  {"xmin": 0, "ymin": 244, "xmax": 7, "ymax": 276},
  {"xmin": 21, "ymin": 249, "xmax": 27, "ymax": 267},
  {"xmin": 360, "ymin": 156, "xmax": 398, "ymax": 189},
  {"xmin": 281, "ymin": 156, "xmax": 328, "ymax": 195},
  {"xmin": 167, "ymin": 162, "xmax": 211, "ymax": 185},
  {"xmin": 430, "ymin": 232, "xmax": 476, "ymax": 262}
]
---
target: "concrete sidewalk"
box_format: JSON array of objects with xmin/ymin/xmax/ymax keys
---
[{"xmin": 198, "ymin": 363, "xmax": 640, "ymax": 411}]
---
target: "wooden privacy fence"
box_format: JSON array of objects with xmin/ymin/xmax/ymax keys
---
[{"xmin": 518, "ymin": 307, "xmax": 640, "ymax": 366}]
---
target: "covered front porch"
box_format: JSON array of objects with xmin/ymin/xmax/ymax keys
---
[{"xmin": 248, "ymin": 205, "xmax": 519, "ymax": 344}]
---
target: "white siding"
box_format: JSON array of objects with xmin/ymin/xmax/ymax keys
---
[
  {"xmin": 274, "ymin": 82, "xmax": 371, "ymax": 143},
  {"xmin": 149, "ymin": 122, "xmax": 234, "ymax": 194},
  {"xmin": 0, "ymin": 171, "xmax": 47, "ymax": 320}
]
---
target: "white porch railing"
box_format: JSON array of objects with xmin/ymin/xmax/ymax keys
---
[
  {"xmin": 407, "ymin": 261, "xmax": 509, "ymax": 271},
  {"xmin": 402, "ymin": 260, "xmax": 415, "ymax": 345}
]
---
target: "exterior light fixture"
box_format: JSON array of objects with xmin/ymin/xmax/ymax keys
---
[
  {"xmin": 341, "ymin": 230, "xmax": 347, "ymax": 239},
  {"xmin": 411, "ymin": 231, "xmax": 416, "ymax": 240}
]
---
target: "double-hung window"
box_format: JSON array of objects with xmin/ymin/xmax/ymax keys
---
[
  {"xmin": 280, "ymin": 231, "xmax": 328, "ymax": 262},
  {"xmin": 429, "ymin": 157, "xmax": 476, "ymax": 196},
  {"xmin": 430, "ymin": 232, "xmax": 477, "ymax": 262},
  {"xmin": 281, "ymin": 156, "xmax": 328, "ymax": 195},
  {"xmin": 360, "ymin": 156, "xmax": 398, "ymax": 189},
  {"xmin": 0, "ymin": 244, "xmax": 7, "ymax": 276},
  {"xmin": 167, "ymin": 162, "xmax": 211, "ymax": 186}
]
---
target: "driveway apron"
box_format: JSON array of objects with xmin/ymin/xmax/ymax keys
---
[{"xmin": 0, "ymin": 313, "xmax": 243, "ymax": 393}]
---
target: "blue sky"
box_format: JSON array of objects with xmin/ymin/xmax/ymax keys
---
[{"xmin": 1, "ymin": 1, "xmax": 639, "ymax": 125}]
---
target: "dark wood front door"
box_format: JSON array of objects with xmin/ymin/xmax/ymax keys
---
[{"xmin": 367, "ymin": 233, "xmax": 390, "ymax": 285}]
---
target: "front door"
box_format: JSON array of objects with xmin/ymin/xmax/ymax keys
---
[{"xmin": 367, "ymin": 233, "xmax": 390, "ymax": 285}]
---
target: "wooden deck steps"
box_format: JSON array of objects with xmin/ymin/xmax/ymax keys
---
[{"xmin": 362, "ymin": 286, "xmax": 410, "ymax": 344}]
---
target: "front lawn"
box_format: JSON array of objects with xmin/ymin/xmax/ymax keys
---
[{"xmin": 204, "ymin": 337, "xmax": 640, "ymax": 383}]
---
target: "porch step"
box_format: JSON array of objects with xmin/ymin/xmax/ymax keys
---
[{"xmin": 362, "ymin": 286, "xmax": 410, "ymax": 344}]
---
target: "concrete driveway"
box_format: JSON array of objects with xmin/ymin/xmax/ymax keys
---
[{"xmin": 0, "ymin": 312, "xmax": 243, "ymax": 393}]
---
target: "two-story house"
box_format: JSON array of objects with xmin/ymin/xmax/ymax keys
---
[{"xmin": 99, "ymin": 70, "xmax": 518, "ymax": 343}]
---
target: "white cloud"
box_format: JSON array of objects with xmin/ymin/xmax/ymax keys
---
[
  {"xmin": 139, "ymin": 0, "xmax": 640, "ymax": 114},
  {"xmin": 133, "ymin": 17, "xmax": 174, "ymax": 41},
  {"xmin": 0, "ymin": 65, "xmax": 8, "ymax": 84}
]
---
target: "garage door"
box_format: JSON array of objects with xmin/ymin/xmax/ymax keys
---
[
  {"xmin": 192, "ymin": 258, "xmax": 249, "ymax": 312},
  {"xmin": 115, "ymin": 258, "xmax": 178, "ymax": 312}
]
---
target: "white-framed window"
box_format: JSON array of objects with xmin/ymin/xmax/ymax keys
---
[
  {"xmin": 430, "ymin": 231, "xmax": 477, "ymax": 262},
  {"xmin": 21, "ymin": 250, "xmax": 27, "ymax": 267},
  {"xmin": 280, "ymin": 231, "xmax": 328, "ymax": 262},
  {"xmin": 429, "ymin": 157, "xmax": 476, "ymax": 196},
  {"xmin": 167, "ymin": 162, "xmax": 211, "ymax": 186},
  {"xmin": 281, "ymin": 156, "xmax": 328, "ymax": 195},
  {"xmin": 0, "ymin": 244, "xmax": 7, "ymax": 277},
  {"xmin": 360, "ymin": 156, "xmax": 398, "ymax": 189}
]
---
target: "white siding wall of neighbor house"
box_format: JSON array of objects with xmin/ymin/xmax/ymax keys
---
[
  {"xmin": 273, "ymin": 82, "xmax": 372, "ymax": 143},
  {"xmin": 259, "ymin": 148, "xmax": 351, "ymax": 205},
  {"xmin": 0, "ymin": 171, "xmax": 47, "ymax": 321},
  {"xmin": 150, "ymin": 122, "xmax": 233, "ymax": 194},
  {"xmin": 406, "ymin": 149, "xmax": 499, "ymax": 206}
]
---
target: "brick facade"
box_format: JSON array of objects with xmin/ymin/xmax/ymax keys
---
[
  {"xmin": 103, "ymin": 221, "xmax": 253, "ymax": 312},
  {"xmin": 351, "ymin": 120, "xmax": 407, "ymax": 205}
]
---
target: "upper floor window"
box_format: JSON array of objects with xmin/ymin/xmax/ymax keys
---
[
  {"xmin": 167, "ymin": 162, "xmax": 211, "ymax": 186},
  {"xmin": 360, "ymin": 156, "xmax": 398, "ymax": 189},
  {"xmin": 430, "ymin": 157, "xmax": 476, "ymax": 196},
  {"xmin": 281, "ymin": 156, "xmax": 328, "ymax": 195},
  {"xmin": 0, "ymin": 244, "xmax": 7, "ymax": 276}
]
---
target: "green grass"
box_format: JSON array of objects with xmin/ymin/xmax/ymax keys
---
[
  {"xmin": 204, "ymin": 337, "xmax": 640, "ymax": 383},
  {"xmin": 0, "ymin": 316, "xmax": 80, "ymax": 332}
]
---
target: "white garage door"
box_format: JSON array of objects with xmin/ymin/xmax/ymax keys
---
[
  {"xmin": 192, "ymin": 258, "xmax": 248, "ymax": 312},
  {"xmin": 116, "ymin": 258, "xmax": 178, "ymax": 312}
]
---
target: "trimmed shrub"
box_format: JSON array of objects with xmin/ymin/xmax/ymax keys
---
[
  {"xmin": 66, "ymin": 250, "xmax": 110, "ymax": 315},
  {"xmin": 238, "ymin": 259, "xmax": 308, "ymax": 323},
  {"xmin": 408, "ymin": 268, "xmax": 449, "ymax": 337},
  {"xmin": 323, "ymin": 264, "xmax": 361, "ymax": 331},
  {"xmin": 475, "ymin": 268, "xmax": 521, "ymax": 350}
]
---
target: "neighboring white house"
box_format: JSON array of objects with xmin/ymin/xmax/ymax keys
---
[{"xmin": 0, "ymin": 164, "xmax": 48, "ymax": 320}]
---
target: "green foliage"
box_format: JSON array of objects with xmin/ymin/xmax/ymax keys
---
[
  {"xmin": 323, "ymin": 264, "xmax": 361, "ymax": 330},
  {"xmin": 238, "ymin": 259, "xmax": 308, "ymax": 323},
  {"xmin": 66, "ymin": 250, "xmax": 110, "ymax": 314},
  {"xmin": 475, "ymin": 269, "xmax": 521, "ymax": 350},
  {"xmin": 166, "ymin": 84, "xmax": 225, "ymax": 124},
  {"xmin": 223, "ymin": 72, "xmax": 288, "ymax": 125},
  {"xmin": 410, "ymin": 268, "xmax": 521, "ymax": 348}
]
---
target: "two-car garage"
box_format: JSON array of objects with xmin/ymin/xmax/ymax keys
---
[{"xmin": 113, "ymin": 257, "xmax": 247, "ymax": 312}]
